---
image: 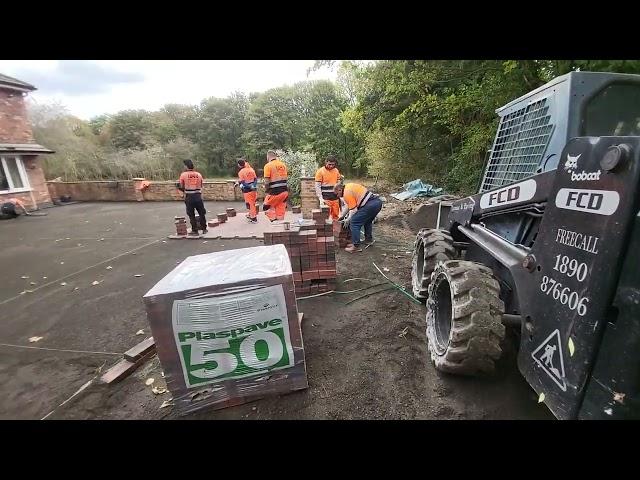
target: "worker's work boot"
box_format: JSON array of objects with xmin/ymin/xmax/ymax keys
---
[
  {"xmin": 188, "ymin": 231, "xmax": 200, "ymax": 237},
  {"xmin": 345, "ymin": 244, "xmax": 361, "ymax": 253},
  {"xmin": 189, "ymin": 218, "xmax": 199, "ymax": 236}
]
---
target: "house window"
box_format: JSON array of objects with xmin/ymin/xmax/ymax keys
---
[{"xmin": 0, "ymin": 156, "xmax": 30, "ymax": 193}]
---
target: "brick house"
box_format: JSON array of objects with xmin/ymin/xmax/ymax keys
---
[{"xmin": 0, "ymin": 73, "xmax": 53, "ymax": 210}]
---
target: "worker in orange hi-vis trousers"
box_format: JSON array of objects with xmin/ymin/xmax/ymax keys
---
[
  {"xmin": 262, "ymin": 150, "xmax": 289, "ymax": 222},
  {"xmin": 235, "ymin": 158, "xmax": 258, "ymax": 223},
  {"xmin": 314, "ymin": 155, "xmax": 343, "ymax": 220}
]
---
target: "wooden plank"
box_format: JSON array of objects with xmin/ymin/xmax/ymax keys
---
[{"xmin": 123, "ymin": 337, "xmax": 155, "ymax": 362}]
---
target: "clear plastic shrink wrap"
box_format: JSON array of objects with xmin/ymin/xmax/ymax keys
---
[{"xmin": 143, "ymin": 244, "xmax": 307, "ymax": 415}]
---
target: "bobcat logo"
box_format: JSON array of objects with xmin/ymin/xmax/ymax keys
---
[{"xmin": 564, "ymin": 154, "xmax": 581, "ymax": 173}]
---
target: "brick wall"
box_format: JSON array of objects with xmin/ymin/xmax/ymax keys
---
[
  {"xmin": 47, "ymin": 179, "xmax": 267, "ymax": 203},
  {"xmin": 300, "ymin": 177, "xmax": 319, "ymax": 219},
  {"xmin": 0, "ymin": 156, "xmax": 51, "ymax": 210},
  {"xmin": 23, "ymin": 156, "xmax": 52, "ymax": 207},
  {"xmin": 0, "ymin": 88, "xmax": 34, "ymax": 143}
]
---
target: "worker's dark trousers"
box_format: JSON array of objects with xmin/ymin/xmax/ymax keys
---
[
  {"xmin": 350, "ymin": 196, "xmax": 382, "ymax": 246},
  {"xmin": 0, "ymin": 203, "xmax": 18, "ymax": 220},
  {"xmin": 184, "ymin": 193, "xmax": 207, "ymax": 232}
]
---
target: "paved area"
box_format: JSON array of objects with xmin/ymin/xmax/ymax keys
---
[{"xmin": 169, "ymin": 209, "xmax": 304, "ymax": 240}]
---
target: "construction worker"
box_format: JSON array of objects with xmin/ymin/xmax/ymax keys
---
[
  {"xmin": 178, "ymin": 159, "xmax": 208, "ymax": 236},
  {"xmin": 262, "ymin": 150, "xmax": 288, "ymax": 222},
  {"xmin": 314, "ymin": 155, "xmax": 343, "ymax": 220},
  {"xmin": 0, "ymin": 197, "xmax": 30, "ymax": 220},
  {"xmin": 335, "ymin": 182, "xmax": 383, "ymax": 253},
  {"xmin": 235, "ymin": 158, "xmax": 258, "ymax": 223}
]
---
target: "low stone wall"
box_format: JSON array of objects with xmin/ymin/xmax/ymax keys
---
[{"xmin": 47, "ymin": 179, "xmax": 267, "ymax": 203}]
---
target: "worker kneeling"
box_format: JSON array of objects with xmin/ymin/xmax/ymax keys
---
[
  {"xmin": 335, "ymin": 183, "xmax": 383, "ymax": 253},
  {"xmin": 236, "ymin": 158, "xmax": 258, "ymax": 223},
  {"xmin": 262, "ymin": 150, "xmax": 288, "ymax": 222},
  {"xmin": 0, "ymin": 197, "xmax": 30, "ymax": 220},
  {"xmin": 314, "ymin": 155, "xmax": 342, "ymax": 220}
]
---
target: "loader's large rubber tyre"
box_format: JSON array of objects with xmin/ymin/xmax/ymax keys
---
[
  {"xmin": 411, "ymin": 229, "xmax": 456, "ymax": 302},
  {"xmin": 426, "ymin": 260, "xmax": 505, "ymax": 376}
]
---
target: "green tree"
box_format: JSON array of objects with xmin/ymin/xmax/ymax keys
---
[{"xmin": 108, "ymin": 110, "xmax": 154, "ymax": 150}]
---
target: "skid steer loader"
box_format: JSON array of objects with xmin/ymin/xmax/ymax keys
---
[{"xmin": 411, "ymin": 71, "xmax": 640, "ymax": 419}]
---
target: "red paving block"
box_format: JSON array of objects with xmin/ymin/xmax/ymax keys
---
[
  {"xmin": 217, "ymin": 213, "xmax": 228, "ymax": 223},
  {"xmin": 318, "ymin": 269, "xmax": 337, "ymax": 278}
]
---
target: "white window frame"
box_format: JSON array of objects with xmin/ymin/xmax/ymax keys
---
[{"xmin": 0, "ymin": 155, "xmax": 31, "ymax": 194}]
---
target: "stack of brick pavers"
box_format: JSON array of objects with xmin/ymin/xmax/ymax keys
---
[
  {"xmin": 264, "ymin": 206, "xmax": 337, "ymax": 296},
  {"xmin": 143, "ymin": 244, "xmax": 307, "ymax": 414},
  {"xmin": 334, "ymin": 221, "xmax": 351, "ymax": 248},
  {"xmin": 175, "ymin": 216, "xmax": 188, "ymax": 236}
]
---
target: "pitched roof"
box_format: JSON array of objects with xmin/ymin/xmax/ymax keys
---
[
  {"xmin": 0, "ymin": 73, "xmax": 36, "ymax": 92},
  {"xmin": 0, "ymin": 143, "xmax": 54, "ymax": 154}
]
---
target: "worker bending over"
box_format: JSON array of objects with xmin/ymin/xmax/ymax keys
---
[
  {"xmin": 178, "ymin": 159, "xmax": 208, "ymax": 236},
  {"xmin": 0, "ymin": 197, "xmax": 30, "ymax": 220},
  {"xmin": 335, "ymin": 182, "xmax": 383, "ymax": 253},
  {"xmin": 314, "ymin": 155, "xmax": 343, "ymax": 220},
  {"xmin": 236, "ymin": 158, "xmax": 258, "ymax": 223},
  {"xmin": 262, "ymin": 150, "xmax": 289, "ymax": 222}
]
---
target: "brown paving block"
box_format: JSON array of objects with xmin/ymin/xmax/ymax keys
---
[
  {"xmin": 217, "ymin": 213, "xmax": 228, "ymax": 223},
  {"xmin": 100, "ymin": 349, "xmax": 156, "ymax": 384},
  {"xmin": 226, "ymin": 208, "xmax": 237, "ymax": 217},
  {"xmin": 123, "ymin": 337, "xmax": 156, "ymax": 362}
]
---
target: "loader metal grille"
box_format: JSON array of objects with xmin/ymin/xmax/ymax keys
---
[{"xmin": 480, "ymin": 98, "xmax": 553, "ymax": 192}]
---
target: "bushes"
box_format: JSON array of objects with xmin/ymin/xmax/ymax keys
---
[{"xmin": 275, "ymin": 149, "xmax": 318, "ymax": 201}]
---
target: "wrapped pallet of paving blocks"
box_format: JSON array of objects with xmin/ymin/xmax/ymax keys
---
[{"xmin": 143, "ymin": 244, "xmax": 307, "ymax": 415}]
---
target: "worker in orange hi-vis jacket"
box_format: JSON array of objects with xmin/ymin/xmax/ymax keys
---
[
  {"xmin": 262, "ymin": 150, "xmax": 289, "ymax": 222},
  {"xmin": 235, "ymin": 158, "xmax": 258, "ymax": 223},
  {"xmin": 335, "ymin": 182, "xmax": 383, "ymax": 253},
  {"xmin": 177, "ymin": 159, "xmax": 208, "ymax": 236},
  {"xmin": 314, "ymin": 155, "xmax": 343, "ymax": 220},
  {"xmin": 0, "ymin": 197, "xmax": 30, "ymax": 220}
]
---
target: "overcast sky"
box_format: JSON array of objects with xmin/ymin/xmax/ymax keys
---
[{"xmin": 0, "ymin": 60, "xmax": 338, "ymax": 120}]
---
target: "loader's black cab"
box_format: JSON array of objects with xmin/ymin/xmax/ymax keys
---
[
  {"xmin": 423, "ymin": 72, "xmax": 640, "ymax": 419},
  {"xmin": 480, "ymin": 71, "xmax": 640, "ymax": 193}
]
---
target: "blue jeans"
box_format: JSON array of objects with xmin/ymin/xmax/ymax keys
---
[{"xmin": 350, "ymin": 196, "xmax": 382, "ymax": 246}]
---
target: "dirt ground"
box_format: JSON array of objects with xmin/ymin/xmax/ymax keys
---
[{"xmin": 0, "ymin": 201, "xmax": 553, "ymax": 420}]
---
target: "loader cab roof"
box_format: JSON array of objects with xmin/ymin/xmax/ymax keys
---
[{"xmin": 496, "ymin": 71, "xmax": 640, "ymax": 114}]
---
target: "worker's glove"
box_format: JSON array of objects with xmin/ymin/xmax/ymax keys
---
[
  {"xmin": 341, "ymin": 211, "xmax": 354, "ymax": 229},
  {"xmin": 234, "ymin": 181, "xmax": 240, "ymax": 188}
]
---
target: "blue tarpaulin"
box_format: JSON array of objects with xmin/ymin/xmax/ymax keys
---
[{"xmin": 391, "ymin": 179, "xmax": 443, "ymax": 201}]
